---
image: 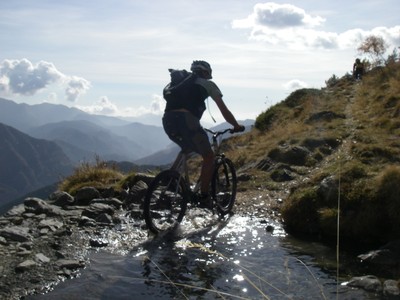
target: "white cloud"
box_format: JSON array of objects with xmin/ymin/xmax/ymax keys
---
[
  {"xmin": 121, "ymin": 95, "xmax": 165, "ymax": 117},
  {"xmin": 283, "ymin": 79, "xmax": 308, "ymax": 91},
  {"xmin": 0, "ymin": 58, "xmax": 63, "ymax": 95},
  {"xmin": 232, "ymin": 2, "xmax": 400, "ymax": 51},
  {"xmin": 0, "ymin": 58, "xmax": 91, "ymax": 102},
  {"xmin": 77, "ymin": 94, "xmax": 165, "ymax": 117},
  {"xmin": 65, "ymin": 76, "xmax": 91, "ymax": 102},
  {"xmin": 233, "ymin": 2, "xmax": 325, "ymax": 29}
]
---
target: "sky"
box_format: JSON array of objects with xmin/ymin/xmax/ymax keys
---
[{"xmin": 0, "ymin": 0, "xmax": 399, "ymax": 126}]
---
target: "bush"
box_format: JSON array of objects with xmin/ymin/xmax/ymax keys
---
[
  {"xmin": 255, "ymin": 105, "xmax": 281, "ymax": 131},
  {"xmin": 282, "ymin": 187, "xmax": 321, "ymax": 235},
  {"xmin": 59, "ymin": 157, "xmax": 124, "ymax": 195},
  {"xmin": 325, "ymin": 74, "xmax": 339, "ymax": 88},
  {"xmin": 375, "ymin": 165, "xmax": 400, "ymax": 237}
]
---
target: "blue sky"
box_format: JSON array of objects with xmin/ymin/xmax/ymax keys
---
[{"xmin": 1, "ymin": 0, "xmax": 399, "ymax": 126}]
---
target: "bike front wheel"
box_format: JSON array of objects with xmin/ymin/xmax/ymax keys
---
[
  {"xmin": 211, "ymin": 157, "xmax": 237, "ymax": 215},
  {"xmin": 143, "ymin": 170, "xmax": 188, "ymax": 233}
]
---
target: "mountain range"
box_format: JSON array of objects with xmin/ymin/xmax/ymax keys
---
[
  {"xmin": 0, "ymin": 97, "xmax": 254, "ymax": 207},
  {"xmin": 0, "ymin": 122, "xmax": 72, "ymax": 206}
]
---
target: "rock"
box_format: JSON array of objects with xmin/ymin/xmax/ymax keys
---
[
  {"xmin": 266, "ymin": 225, "xmax": 274, "ymax": 233},
  {"xmin": 74, "ymin": 187, "xmax": 101, "ymax": 205},
  {"xmin": 317, "ymin": 175, "xmax": 338, "ymax": 203},
  {"xmin": 16, "ymin": 260, "xmax": 37, "ymax": 272},
  {"xmin": 91, "ymin": 197, "xmax": 123, "ymax": 208},
  {"xmin": 89, "ymin": 239, "xmax": 109, "ymax": 248},
  {"xmin": 347, "ymin": 275, "xmax": 382, "ymax": 293},
  {"xmin": 38, "ymin": 218, "xmax": 64, "ymax": 231},
  {"xmin": 4, "ymin": 204, "xmax": 25, "ymax": 217},
  {"xmin": 383, "ymin": 279, "xmax": 400, "ymax": 297},
  {"xmin": 237, "ymin": 173, "xmax": 252, "ymax": 181},
  {"xmin": 24, "ymin": 197, "xmax": 63, "ymax": 216},
  {"xmin": 306, "ymin": 110, "xmax": 345, "ymax": 123},
  {"xmin": 270, "ymin": 164, "xmax": 295, "ymax": 182},
  {"xmin": 255, "ymin": 157, "xmax": 273, "ymax": 171},
  {"xmin": 82, "ymin": 203, "xmax": 115, "ymax": 219},
  {"xmin": 56, "ymin": 259, "xmax": 85, "ymax": 270},
  {"xmin": 358, "ymin": 240, "xmax": 400, "ymax": 276},
  {"xmin": 0, "ymin": 226, "xmax": 32, "ymax": 242},
  {"xmin": 268, "ymin": 145, "xmax": 310, "ymax": 166},
  {"xmin": 36, "ymin": 253, "xmax": 51, "ymax": 263},
  {"xmin": 78, "ymin": 216, "xmax": 97, "ymax": 227},
  {"xmin": 95, "ymin": 213, "xmax": 113, "ymax": 224},
  {"xmin": 126, "ymin": 180, "xmax": 148, "ymax": 205},
  {"xmin": 50, "ymin": 191, "xmax": 75, "ymax": 207}
]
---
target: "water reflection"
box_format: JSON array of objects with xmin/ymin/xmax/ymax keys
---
[{"xmin": 27, "ymin": 214, "xmax": 375, "ymax": 299}]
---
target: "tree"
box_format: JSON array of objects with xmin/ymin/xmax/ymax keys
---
[{"xmin": 357, "ymin": 35, "xmax": 388, "ymax": 67}]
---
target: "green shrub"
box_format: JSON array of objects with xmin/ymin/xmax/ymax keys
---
[
  {"xmin": 375, "ymin": 165, "xmax": 400, "ymax": 237},
  {"xmin": 282, "ymin": 187, "xmax": 321, "ymax": 235},
  {"xmin": 284, "ymin": 88, "xmax": 321, "ymax": 108},
  {"xmin": 325, "ymin": 74, "xmax": 339, "ymax": 88},
  {"xmin": 254, "ymin": 105, "xmax": 281, "ymax": 131}
]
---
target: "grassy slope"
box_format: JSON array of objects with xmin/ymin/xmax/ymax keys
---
[{"xmin": 225, "ymin": 62, "xmax": 400, "ymax": 246}]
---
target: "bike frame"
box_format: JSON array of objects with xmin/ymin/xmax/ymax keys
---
[{"xmin": 168, "ymin": 128, "xmax": 232, "ymax": 195}]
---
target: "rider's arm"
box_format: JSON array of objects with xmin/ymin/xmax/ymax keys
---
[{"xmin": 213, "ymin": 95, "xmax": 244, "ymax": 132}]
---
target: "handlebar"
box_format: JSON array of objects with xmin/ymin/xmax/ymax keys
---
[{"xmin": 204, "ymin": 126, "xmax": 245, "ymax": 138}]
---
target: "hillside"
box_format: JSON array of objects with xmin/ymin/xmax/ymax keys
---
[
  {"xmin": 220, "ymin": 61, "xmax": 400, "ymax": 246},
  {"xmin": 0, "ymin": 123, "xmax": 73, "ymax": 206}
]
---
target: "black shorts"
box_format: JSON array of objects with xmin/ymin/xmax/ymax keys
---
[{"xmin": 162, "ymin": 111, "xmax": 212, "ymax": 156}]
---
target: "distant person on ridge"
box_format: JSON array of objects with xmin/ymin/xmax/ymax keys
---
[
  {"xmin": 162, "ymin": 60, "xmax": 245, "ymax": 208},
  {"xmin": 353, "ymin": 58, "xmax": 364, "ymax": 80}
]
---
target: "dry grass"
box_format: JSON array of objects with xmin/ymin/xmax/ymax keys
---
[{"xmin": 58, "ymin": 156, "xmax": 125, "ymax": 195}]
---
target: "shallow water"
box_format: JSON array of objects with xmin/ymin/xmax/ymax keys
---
[{"xmin": 28, "ymin": 211, "xmax": 377, "ymax": 299}]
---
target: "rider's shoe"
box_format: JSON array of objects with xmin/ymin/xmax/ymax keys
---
[{"xmin": 193, "ymin": 192, "xmax": 213, "ymax": 210}]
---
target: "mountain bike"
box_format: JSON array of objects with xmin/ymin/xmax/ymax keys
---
[{"xmin": 143, "ymin": 128, "xmax": 240, "ymax": 234}]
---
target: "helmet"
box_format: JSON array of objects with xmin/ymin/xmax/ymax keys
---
[{"xmin": 190, "ymin": 60, "xmax": 212, "ymax": 79}]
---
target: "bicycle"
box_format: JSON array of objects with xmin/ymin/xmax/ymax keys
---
[{"xmin": 143, "ymin": 128, "xmax": 240, "ymax": 234}]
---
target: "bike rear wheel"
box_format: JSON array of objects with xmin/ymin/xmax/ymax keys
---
[
  {"xmin": 143, "ymin": 170, "xmax": 188, "ymax": 233},
  {"xmin": 211, "ymin": 157, "xmax": 237, "ymax": 215}
]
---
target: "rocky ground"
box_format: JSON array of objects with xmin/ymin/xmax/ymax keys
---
[{"xmin": 0, "ymin": 175, "xmax": 399, "ymax": 299}]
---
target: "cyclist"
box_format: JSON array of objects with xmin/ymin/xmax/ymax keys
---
[
  {"xmin": 353, "ymin": 58, "xmax": 364, "ymax": 80},
  {"xmin": 162, "ymin": 60, "xmax": 245, "ymax": 208}
]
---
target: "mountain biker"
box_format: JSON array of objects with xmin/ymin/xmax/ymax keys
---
[
  {"xmin": 162, "ymin": 60, "xmax": 245, "ymax": 208},
  {"xmin": 353, "ymin": 58, "xmax": 364, "ymax": 80}
]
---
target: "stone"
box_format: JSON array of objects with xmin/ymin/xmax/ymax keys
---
[
  {"xmin": 82, "ymin": 203, "xmax": 114, "ymax": 219},
  {"xmin": 16, "ymin": 260, "xmax": 37, "ymax": 272},
  {"xmin": 383, "ymin": 279, "xmax": 400, "ymax": 296},
  {"xmin": 4, "ymin": 205, "xmax": 25, "ymax": 217},
  {"xmin": 56, "ymin": 259, "xmax": 84, "ymax": 270},
  {"xmin": 50, "ymin": 191, "xmax": 75, "ymax": 207},
  {"xmin": 74, "ymin": 187, "xmax": 101, "ymax": 205},
  {"xmin": 91, "ymin": 197, "xmax": 123, "ymax": 208},
  {"xmin": 126, "ymin": 180, "xmax": 148, "ymax": 205},
  {"xmin": 35, "ymin": 253, "xmax": 51, "ymax": 263},
  {"xmin": 24, "ymin": 198, "xmax": 63, "ymax": 216},
  {"xmin": 347, "ymin": 275, "xmax": 382, "ymax": 293},
  {"xmin": 0, "ymin": 226, "xmax": 32, "ymax": 242},
  {"xmin": 95, "ymin": 213, "xmax": 113, "ymax": 224},
  {"xmin": 38, "ymin": 218, "xmax": 64, "ymax": 231}
]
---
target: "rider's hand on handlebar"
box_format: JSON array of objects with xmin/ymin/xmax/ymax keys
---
[{"xmin": 231, "ymin": 125, "xmax": 245, "ymax": 133}]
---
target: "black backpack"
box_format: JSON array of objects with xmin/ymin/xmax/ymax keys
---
[
  {"xmin": 163, "ymin": 69, "xmax": 209, "ymax": 118},
  {"xmin": 163, "ymin": 69, "xmax": 197, "ymax": 103}
]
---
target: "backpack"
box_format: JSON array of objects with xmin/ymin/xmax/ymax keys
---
[
  {"xmin": 163, "ymin": 69, "xmax": 210, "ymax": 118},
  {"xmin": 163, "ymin": 69, "xmax": 197, "ymax": 103}
]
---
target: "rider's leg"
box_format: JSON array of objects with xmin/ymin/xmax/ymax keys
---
[{"xmin": 200, "ymin": 150, "xmax": 215, "ymax": 195}]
